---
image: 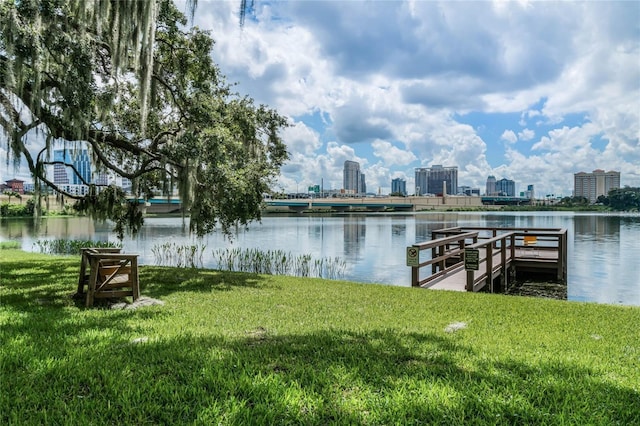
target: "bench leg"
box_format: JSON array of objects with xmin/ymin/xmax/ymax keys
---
[
  {"xmin": 85, "ymin": 259, "xmax": 100, "ymax": 307},
  {"xmin": 132, "ymin": 258, "xmax": 140, "ymax": 301}
]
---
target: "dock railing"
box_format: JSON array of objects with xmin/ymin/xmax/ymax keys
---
[
  {"xmin": 410, "ymin": 231, "xmax": 479, "ymax": 287},
  {"xmin": 463, "ymin": 233, "xmax": 516, "ymax": 292},
  {"xmin": 411, "ymin": 227, "xmax": 568, "ymax": 291}
]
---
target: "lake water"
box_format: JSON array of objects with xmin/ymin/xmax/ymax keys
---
[{"xmin": 2, "ymin": 212, "xmax": 639, "ymax": 306}]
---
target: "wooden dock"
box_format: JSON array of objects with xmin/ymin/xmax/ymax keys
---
[{"xmin": 408, "ymin": 227, "xmax": 567, "ymax": 293}]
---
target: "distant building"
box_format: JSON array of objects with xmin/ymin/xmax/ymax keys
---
[
  {"xmin": 574, "ymin": 169, "xmax": 620, "ymax": 203},
  {"xmin": 50, "ymin": 148, "xmax": 93, "ymax": 196},
  {"xmin": 391, "ymin": 178, "xmax": 407, "ymax": 196},
  {"xmin": 485, "ymin": 175, "xmax": 497, "ymax": 196},
  {"xmin": 415, "ymin": 165, "xmax": 458, "ymax": 196},
  {"xmin": 458, "ymin": 186, "xmax": 480, "ymax": 196},
  {"xmin": 4, "ymin": 179, "xmax": 25, "ymax": 194},
  {"xmin": 525, "ymin": 184, "xmax": 534, "ymax": 199},
  {"xmin": 48, "ymin": 148, "xmax": 132, "ymax": 196},
  {"xmin": 53, "ymin": 148, "xmax": 91, "ymax": 185},
  {"xmin": 495, "ymin": 178, "xmax": 516, "ymax": 197},
  {"xmin": 343, "ymin": 160, "xmax": 366, "ymax": 195}
]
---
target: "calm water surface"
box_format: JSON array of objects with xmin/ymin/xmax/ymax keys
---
[{"xmin": 2, "ymin": 212, "xmax": 639, "ymax": 306}]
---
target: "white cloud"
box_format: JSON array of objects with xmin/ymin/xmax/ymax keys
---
[
  {"xmin": 371, "ymin": 140, "xmax": 417, "ymax": 167},
  {"xmin": 6, "ymin": 1, "xmax": 638, "ymax": 199},
  {"xmin": 501, "ymin": 130, "xmax": 517, "ymax": 144},
  {"xmin": 518, "ymin": 129, "xmax": 535, "ymax": 141},
  {"xmin": 281, "ymin": 121, "xmax": 321, "ymax": 156}
]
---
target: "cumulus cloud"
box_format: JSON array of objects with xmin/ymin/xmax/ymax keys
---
[
  {"xmin": 161, "ymin": 1, "xmax": 640, "ymax": 194},
  {"xmin": 501, "ymin": 130, "xmax": 518, "ymax": 144},
  {"xmin": 518, "ymin": 129, "xmax": 535, "ymax": 141},
  {"xmin": 281, "ymin": 121, "xmax": 321, "ymax": 156},
  {"xmin": 371, "ymin": 140, "xmax": 417, "ymax": 167},
  {"xmin": 5, "ymin": 0, "xmax": 638, "ymax": 197}
]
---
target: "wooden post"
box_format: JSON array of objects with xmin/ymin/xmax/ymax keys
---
[
  {"xmin": 438, "ymin": 245, "xmax": 445, "ymax": 271},
  {"xmin": 86, "ymin": 256, "xmax": 100, "ymax": 307},
  {"xmin": 431, "ymin": 247, "xmax": 437, "ymax": 274},
  {"xmin": 131, "ymin": 256, "xmax": 140, "ymax": 300},
  {"xmin": 500, "ymin": 237, "xmax": 507, "ymax": 293},
  {"xmin": 508, "ymin": 233, "xmax": 516, "ymax": 289},
  {"xmin": 486, "ymin": 244, "xmax": 493, "ymax": 292},
  {"xmin": 509, "ymin": 234, "xmax": 515, "ymax": 260},
  {"xmin": 558, "ymin": 230, "xmax": 567, "ymax": 283},
  {"xmin": 563, "ymin": 230, "xmax": 568, "ymax": 282},
  {"xmin": 77, "ymin": 248, "xmax": 90, "ymax": 295},
  {"xmin": 412, "ymin": 266, "xmax": 419, "ymax": 287}
]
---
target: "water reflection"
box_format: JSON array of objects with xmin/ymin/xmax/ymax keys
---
[
  {"xmin": 0, "ymin": 217, "xmax": 107, "ymax": 244},
  {"xmin": 574, "ymin": 215, "xmax": 620, "ymax": 240},
  {"xmin": 343, "ymin": 215, "xmax": 366, "ymax": 261}
]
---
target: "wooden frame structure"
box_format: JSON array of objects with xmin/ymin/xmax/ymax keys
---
[{"xmin": 77, "ymin": 248, "xmax": 140, "ymax": 307}]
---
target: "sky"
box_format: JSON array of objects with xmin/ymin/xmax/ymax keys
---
[{"xmin": 2, "ymin": 0, "xmax": 639, "ymax": 198}]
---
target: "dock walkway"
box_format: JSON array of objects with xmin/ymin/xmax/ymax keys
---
[{"xmin": 409, "ymin": 227, "xmax": 567, "ymax": 293}]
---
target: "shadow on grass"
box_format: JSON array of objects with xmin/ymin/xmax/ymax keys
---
[
  {"xmin": 0, "ymin": 257, "xmax": 80, "ymax": 307},
  {"xmin": 1, "ymin": 256, "xmax": 270, "ymax": 308},
  {"xmin": 140, "ymin": 266, "xmax": 271, "ymax": 298},
  {"xmin": 2, "ymin": 326, "xmax": 638, "ymax": 424}
]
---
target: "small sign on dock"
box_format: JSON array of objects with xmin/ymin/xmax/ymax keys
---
[
  {"xmin": 406, "ymin": 247, "xmax": 419, "ymax": 267},
  {"xmin": 464, "ymin": 248, "xmax": 480, "ymax": 271}
]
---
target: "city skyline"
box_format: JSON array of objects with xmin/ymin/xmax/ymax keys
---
[{"xmin": 2, "ymin": 1, "xmax": 639, "ymax": 197}]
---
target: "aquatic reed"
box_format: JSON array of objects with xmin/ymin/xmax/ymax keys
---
[
  {"xmin": 211, "ymin": 247, "xmax": 347, "ymax": 279},
  {"xmin": 150, "ymin": 242, "xmax": 206, "ymax": 268},
  {"xmin": 33, "ymin": 239, "xmax": 121, "ymax": 255},
  {"xmin": 0, "ymin": 241, "xmax": 20, "ymax": 250}
]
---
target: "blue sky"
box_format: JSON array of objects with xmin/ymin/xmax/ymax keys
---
[{"xmin": 3, "ymin": 0, "xmax": 639, "ymax": 197}]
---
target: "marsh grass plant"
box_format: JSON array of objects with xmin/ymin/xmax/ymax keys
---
[
  {"xmin": 151, "ymin": 243, "xmax": 347, "ymax": 280},
  {"xmin": 2, "ymin": 249, "xmax": 639, "ymax": 425},
  {"xmin": 212, "ymin": 247, "xmax": 347, "ymax": 279},
  {"xmin": 151, "ymin": 242, "xmax": 207, "ymax": 268},
  {"xmin": 34, "ymin": 239, "xmax": 121, "ymax": 255},
  {"xmin": 0, "ymin": 240, "xmax": 21, "ymax": 250}
]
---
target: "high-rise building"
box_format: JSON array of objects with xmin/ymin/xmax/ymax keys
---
[
  {"xmin": 360, "ymin": 172, "xmax": 366, "ymax": 195},
  {"xmin": 526, "ymin": 184, "xmax": 534, "ymax": 199},
  {"xmin": 53, "ymin": 148, "xmax": 92, "ymax": 185},
  {"xmin": 414, "ymin": 165, "xmax": 458, "ymax": 196},
  {"xmin": 343, "ymin": 160, "xmax": 365, "ymax": 195},
  {"xmin": 495, "ymin": 178, "xmax": 516, "ymax": 196},
  {"xmin": 574, "ymin": 169, "xmax": 620, "ymax": 203},
  {"xmin": 486, "ymin": 175, "xmax": 497, "ymax": 196},
  {"xmin": 391, "ymin": 178, "xmax": 407, "ymax": 196},
  {"xmin": 49, "ymin": 148, "xmax": 94, "ymax": 195}
]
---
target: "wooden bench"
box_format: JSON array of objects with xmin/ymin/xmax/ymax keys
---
[{"xmin": 77, "ymin": 248, "xmax": 140, "ymax": 307}]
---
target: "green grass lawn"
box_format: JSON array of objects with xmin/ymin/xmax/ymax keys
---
[{"xmin": 1, "ymin": 249, "xmax": 639, "ymax": 425}]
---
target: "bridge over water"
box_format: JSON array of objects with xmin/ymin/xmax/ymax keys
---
[
  {"xmin": 265, "ymin": 196, "xmax": 484, "ymax": 212},
  {"xmin": 130, "ymin": 195, "xmax": 524, "ymax": 214}
]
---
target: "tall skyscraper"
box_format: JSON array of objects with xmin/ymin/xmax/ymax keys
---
[
  {"xmin": 343, "ymin": 160, "xmax": 365, "ymax": 195},
  {"xmin": 49, "ymin": 148, "xmax": 94, "ymax": 196},
  {"xmin": 391, "ymin": 178, "xmax": 407, "ymax": 196},
  {"xmin": 486, "ymin": 175, "xmax": 497, "ymax": 196},
  {"xmin": 414, "ymin": 165, "xmax": 458, "ymax": 196},
  {"xmin": 52, "ymin": 148, "xmax": 92, "ymax": 185},
  {"xmin": 495, "ymin": 178, "xmax": 516, "ymax": 196},
  {"xmin": 574, "ymin": 169, "xmax": 620, "ymax": 203}
]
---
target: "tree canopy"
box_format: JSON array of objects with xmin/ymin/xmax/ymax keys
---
[
  {"xmin": 600, "ymin": 187, "xmax": 640, "ymax": 211},
  {"xmin": 0, "ymin": 0, "xmax": 288, "ymax": 238}
]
